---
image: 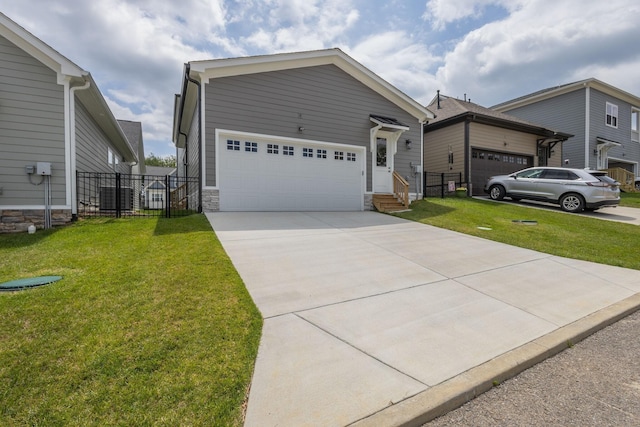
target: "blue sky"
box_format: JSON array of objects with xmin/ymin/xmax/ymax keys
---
[{"xmin": 3, "ymin": 0, "xmax": 640, "ymax": 158}]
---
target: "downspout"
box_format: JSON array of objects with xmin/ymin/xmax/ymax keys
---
[
  {"xmin": 180, "ymin": 63, "xmax": 202, "ymax": 213},
  {"xmin": 584, "ymin": 85, "xmax": 591, "ymax": 169},
  {"xmin": 464, "ymin": 118, "xmax": 470, "ymax": 190},
  {"xmin": 69, "ymin": 77, "xmax": 91, "ymax": 220},
  {"xmin": 180, "ymin": 131, "xmax": 188, "ymax": 179}
]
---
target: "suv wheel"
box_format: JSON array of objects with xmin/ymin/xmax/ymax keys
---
[
  {"xmin": 489, "ymin": 185, "xmax": 506, "ymax": 200},
  {"xmin": 560, "ymin": 193, "xmax": 585, "ymax": 213}
]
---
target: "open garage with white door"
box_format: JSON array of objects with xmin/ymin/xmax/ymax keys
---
[{"xmin": 217, "ymin": 132, "xmax": 366, "ymax": 211}]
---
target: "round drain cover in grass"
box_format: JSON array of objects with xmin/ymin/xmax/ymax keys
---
[{"xmin": 0, "ymin": 276, "xmax": 62, "ymax": 291}]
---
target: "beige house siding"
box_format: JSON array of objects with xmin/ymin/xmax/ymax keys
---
[
  {"xmin": 469, "ymin": 122, "xmax": 538, "ymax": 159},
  {"xmin": 424, "ymin": 123, "xmax": 465, "ymax": 173}
]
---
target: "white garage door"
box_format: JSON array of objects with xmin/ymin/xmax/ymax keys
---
[{"xmin": 218, "ymin": 133, "xmax": 365, "ymax": 211}]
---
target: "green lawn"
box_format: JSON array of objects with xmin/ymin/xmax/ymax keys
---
[
  {"xmin": 620, "ymin": 191, "xmax": 640, "ymax": 208},
  {"xmin": 0, "ymin": 215, "xmax": 262, "ymax": 426},
  {"xmin": 396, "ymin": 197, "xmax": 640, "ymax": 270}
]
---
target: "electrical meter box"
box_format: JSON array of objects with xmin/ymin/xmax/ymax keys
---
[{"xmin": 36, "ymin": 162, "xmax": 52, "ymax": 176}]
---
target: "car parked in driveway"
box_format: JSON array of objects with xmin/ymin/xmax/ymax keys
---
[{"xmin": 484, "ymin": 167, "xmax": 620, "ymax": 212}]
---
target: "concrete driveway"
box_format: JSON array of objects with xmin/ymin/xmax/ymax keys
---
[{"xmin": 206, "ymin": 211, "xmax": 640, "ymax": 426}]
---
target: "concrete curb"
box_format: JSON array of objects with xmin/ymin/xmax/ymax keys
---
[{"xmin": 350, "ymin": 292, "xmax": 640, "ymax": 427}]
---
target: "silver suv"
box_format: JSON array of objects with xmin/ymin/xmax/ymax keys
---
[{"xmin": 484, "ymin": 167, "xmax": 620, "ymax": 212}]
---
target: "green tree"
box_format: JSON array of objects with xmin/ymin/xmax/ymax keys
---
[{"xmin": 145, "ymin": 152, "xmax": 176, "ymax": 167}]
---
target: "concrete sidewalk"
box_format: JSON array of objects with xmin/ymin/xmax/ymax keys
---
[{"xmin": 206, "ymin": 211, "xmax": 640, "ymax": 426}]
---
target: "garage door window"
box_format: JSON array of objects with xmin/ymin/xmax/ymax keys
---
[
  {"xmin": 347, "ymin": 152, "xmax": 357, "ymax": 162},
  {"xmin": 245, "ymin": 141, "xmax": 258, "ymax": 152},
  {"xmin": 334, "ymin": 151, "xmax": 344, "ymax": 160},
  {"xmin": 303, "ymin": 147, "xmax": 313, "ymax": 157},
  {"xmin": 267, "ymin": 144, "xmax": 279, "ymax": 154},
  {"xmin": 227, "ymin": 140, "xmax": 240, "ymax": 151},
  {"xmin": 283, "ymin": 146, "xmax": 294, "ymax": 156},
  {"xmin": 317, "ymin": 149, "xmax": 327, "ymax": 159}
]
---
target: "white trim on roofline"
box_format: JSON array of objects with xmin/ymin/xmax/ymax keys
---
[{"xmin": 495, "ymin": 78, "xmax": 640, "ymax": 112}]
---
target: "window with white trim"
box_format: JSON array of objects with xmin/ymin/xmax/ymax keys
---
[
  {"xmin": 606, "ymin": 102, "xmax": 618, "ymax": 128},
  {"xmin": 302, "ymin": 147, "xmax": 313, "ymax": 157},
  {"xmin": 317, "ymin": 149, "xmax": 327, "ymax": 159},
  {"xmin": 347, "ymin": 152, "xmax": 356, "ymax": 162},
  {"xmin": 267, "ymin": 143, "xmax": 279, "ymax": 154},
  {"xmin": 632, "ymin": 109, "xmax": 639, "ymax": 142},
  {"xmin": 108, "ymin": 148, "xmax": 119, "ymax": 170},
  {"xmin": 283, "ymin": 146, "xmax": 294, "ymax": 156},
  {"xmin": 227, "ymin": 140, "xmax": 240, "ymax": 151},
  {"xmin": 334, "ymin": 151, "xmax": 344, "ymax": 160}
]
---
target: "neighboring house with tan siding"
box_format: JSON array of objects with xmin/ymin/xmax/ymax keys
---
[
  {"xmin": 0, "ymin": 12, "xmax": 139, "ymax": 232},
  {"xmin": 424, "ymin": 93, "xmax": 572, "ymax": 195},
  {"xmin": 173, "ymin": 48, "xmax": 435, "ymax": 212}
]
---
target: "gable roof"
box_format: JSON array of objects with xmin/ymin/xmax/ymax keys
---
[
  {"xmin": 174, "ymin": 49, "xmax": 435, "ymax": 145},
  {"xmin": 0, "ymin": 12, "xmax": 137, "ymax": 163},
  {"xmin": 426, "ymin": 95, "xmax": 572, "ymax": 139},
  {"xmin": 492, "ymin": 78, "xmax": 640, "ymax": 111}
]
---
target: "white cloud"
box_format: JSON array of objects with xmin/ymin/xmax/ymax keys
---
[
  {"xmin": 435, "ymin": 0, "xmax": 640, "ymax": 105},
  {"xmin": 348, "ymin": 31, "xmax": 441, "ymax": 105},
  {"xmin": 423, "ymin": 0, "xmax": 516, "ymax": 30}
]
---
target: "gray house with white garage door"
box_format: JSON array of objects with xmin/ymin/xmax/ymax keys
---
[{"xmin": 172, "ymin": 48, "xmax": 435, "ymax": 212}]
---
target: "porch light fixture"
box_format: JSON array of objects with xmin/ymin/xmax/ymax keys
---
[
  {"xmin": 405, "ymin": 139, "xmax": 412, "ymax": 150},
  {"xmin": 593, "ymin": 149, "xmax": 598, "ymax": 155}
]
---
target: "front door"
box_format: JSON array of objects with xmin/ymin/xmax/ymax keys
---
[{"xmin": 374, "ymin": 137, "xmax": 393, "ymax": 193}]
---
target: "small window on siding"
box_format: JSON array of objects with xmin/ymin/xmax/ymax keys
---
[
  {"xmin": 606, "ymin": 102, "xmax": 618, "ymax": 128},
  {"xmin": 632, "ymin": 109, "xmax": 639, "ymax": 142},
  {"xmin": 108, "ymin": 148, "xmax": 114, "ymax": 165}
]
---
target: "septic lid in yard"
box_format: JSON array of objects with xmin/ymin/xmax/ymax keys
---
[{"xmin": 0, "ymin": 276, "xmax": 62, "ymax": 291}]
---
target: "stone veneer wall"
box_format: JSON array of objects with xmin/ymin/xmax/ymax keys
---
[
  {"xmin": 201, "ymin": 189, "xmax": 220, "ymax": 212},
  {"xmin": 363, "ymin": 193, "xmax": 374, "ymax": 211},
  {"xmin": 0, "ymin": 209, "xmax": 73, "ymax": 233}
]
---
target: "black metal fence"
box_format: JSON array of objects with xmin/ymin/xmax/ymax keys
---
[
  {"xmin": 423, "ymin": 171, "xmax": 467, "ymax": 198},
  {"xmin": 77, "ymin": 172, "xmax": 200, "ymax": 218}
]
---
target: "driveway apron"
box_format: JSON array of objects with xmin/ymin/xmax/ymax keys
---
[{"xmin": 206, "ymin": 211, "xmax": 640, "ymax": 426}]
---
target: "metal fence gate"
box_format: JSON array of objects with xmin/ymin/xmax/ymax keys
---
[
  {"xmin": 77, "ymin": 172, "xmax": 200, "ymax": 218},
  {"xmin": 423, "ymin": 171, "xmax": 466, "ymax": 198}
]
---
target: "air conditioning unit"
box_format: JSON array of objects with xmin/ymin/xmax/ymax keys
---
[{"xmin": 100, "ymin": 186, "xmax": 133, "ymax": 210}]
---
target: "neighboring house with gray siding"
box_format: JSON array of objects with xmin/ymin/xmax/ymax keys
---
[
  {"xmin": 424, "ymin": 93, "xmax": 571, "ymax": 195},
  {"xmin": 0, "ymin": 12, "xmax": 138, "ymax": 232},
  {"xmin": 493, "ymin": 79, "xmax": 640, "ymax": 189},
  {"xmin": 173, "ymin": 48, "xmax": 434, "ymax": 212}
]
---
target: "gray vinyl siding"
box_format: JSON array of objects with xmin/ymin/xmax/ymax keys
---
[
  {"xmin": 589, "ymin": 89, "xmax": 640, "ymax": 170},
  {"xmin": 502, "ymin": 89, "xmax": 586, "ymax": 168},
  {"xmin": 0, "ymin": 34, "xmax": 66, "ymax": 206},
  {"xmin": 203, "ymin": 64, "xmax": 422, "ymax": 193},
  {"xmin": 75, "ymin": 99, "xmax": 130, "ymax": 174},
  {"xmin": 187, "ymin": 110, "xmax": 200, "ymax": 180}
]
